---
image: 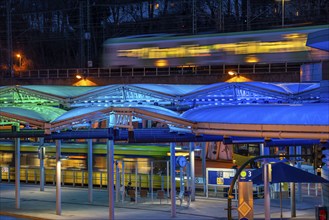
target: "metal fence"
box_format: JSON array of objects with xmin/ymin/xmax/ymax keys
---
[
  {"xmin": 1, "ymin": 165, "xmax": 322, "ymax": 200},
  {"xmin": 0, "ymin": 63, "xmax": 302, "ymax": 79}
]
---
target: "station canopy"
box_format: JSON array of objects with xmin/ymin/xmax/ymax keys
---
[{"xmin": 0, "ymin": 82, "xmax": 328, "ymax": 141}]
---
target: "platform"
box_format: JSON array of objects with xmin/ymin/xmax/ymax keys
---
[{"xmin": 0, "ymin": 183, "xmax": 322, "ymax": 220}]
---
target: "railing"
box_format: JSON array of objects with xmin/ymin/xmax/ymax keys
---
[
  {"xmin": 0, "ymin": 63, "xmax": 302, "ymax": 79},
  {"xmin": 1, "ymin": 165, "xmax": 321, "ymax": 200},
  {"xmin": 0, "ymin": 165, "xmax": 172, "ymax": 190}
]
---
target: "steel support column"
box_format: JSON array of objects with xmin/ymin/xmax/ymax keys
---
[
  {"xmin": 121, "ymin": 161, "xmax": 125, "ymax": 204},
  {"xmin": 151, "ymin": 161, "xmax": 154, "ymax": 203},
  {"xmin": 201, "ymin": 142, "xmax": 206, "ymax": 196},
  {"xmin": 135, "ymin": 161, "xmax": 138, "ymax": 204},
  {"xmin": 296, "ymin": 146, "xmax": 302, "ymax": 202},
  {"xmin": 88, "ymin": 139, "xmax": 93, "ymax": 203},
  {"xmin": 107, "ymin": 139, "xmax": 114, "ymax": 220},
  {"xmin": 170, "ymin": 142, "xmax": 176, "ymax": 217},
  {"xmin": 116, "ymin": 162, "xmax": 120, "ymax": 203},
  {"xmin": 261, "ymin": 143, "xmax": 270, "ymax": 220},
  {"xmin": 189, "ymin": 142, "xmax": 195, "ymax": 201},
  {"xmin": 289, "ymin": 146, "xmax": 296, "ymax": 217},
  {"xmin": 39, "ymin": 137, "xmax": 45, "ymax": 191},
  {"xmin": 56, "ymin": 139, "xmax": 62, "ymax": 215},
  {"xmin": 167, "ymin": 160, "xmax": 170, "ymax": 198},
  {"xmin": 264, "ymin": 162, "xmax": 270, "ymax": 220},
  {"xmin": 15, "ymin": 129, "xmax": 20, "ymax": 209}
]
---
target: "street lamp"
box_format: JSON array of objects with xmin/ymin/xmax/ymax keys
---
[
  {"xmin": 228, "ymin": 70, "xmax": 238, "ymax": 76},
  {"xmin": 276, "ymin": 0, "xmax": 290, "ymax": 27},
  {"xmin": 16, "ymin": 54, "xmax": 22, "ymax": 67}
]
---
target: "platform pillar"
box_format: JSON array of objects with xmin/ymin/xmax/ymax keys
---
[
  {"xmin": 296, "ymin": 146, "xmax": 302, "ymax": 202},
  {"xmin": 189, "ymin": 142, "xmax": 195, "ymax": 201},
  {"xmin": 107, "ymin": 138, "xmax": 114, "ymax": 220},
  {"xmin": 201, "ymin": 142, "xmax": 206, "ymax": 196},
  {"xmin": 88, "ymin": 138, "xmax": 93, "ymax": 203},
  {"xmin": 39, "ymin": 137, "xmax": 45, "ymax": 191},
  {"xmin": 14, "ymin": 125, "xmax": 20, "ymax": 209},
  {"xmin": 121, "ymin": 161, "xmax": 125, "ymax": 203},
  {"xmin": 170, "ymin": 142, "xmax": 176, "ymax": 217},
  {"xmin": 55, "ymin": 139, "xmax": 62, "ymax": 215}
]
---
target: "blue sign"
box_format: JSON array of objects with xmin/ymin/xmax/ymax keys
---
[
  {"xmin": 208, "ymin": 170, "xmax": 233, "ymax": 185},
  {"xmin": 239, "ymin": 169, "xmax": 254, "ymax": 182}
]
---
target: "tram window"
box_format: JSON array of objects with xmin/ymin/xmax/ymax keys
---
[{"xmin": 234, "ymin": 144, "xmax": 260, "ymax": 157}]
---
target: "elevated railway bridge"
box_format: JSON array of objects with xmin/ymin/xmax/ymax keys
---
[{"xmin": 0, "ymin": 62, "xmax": 318, "ymax": 86}]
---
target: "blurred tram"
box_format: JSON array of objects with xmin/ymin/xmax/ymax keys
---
[
  {"xmin": 0, "ymin": 141, "xmax": 169, "ymax": 169},
  {"xmin": 102, "ymin": 25, "xmax": 329, "ymax": 68},
  {"xmin": 0, "ymin": 141, "xmax": 232, "ymax": 189},
  {"xmin": 0, "ymin": 141, "xmax": 172, "ymax": 188}
]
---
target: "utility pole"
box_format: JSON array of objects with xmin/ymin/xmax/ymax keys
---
[
  {"xmin": 246, "ymin": 0, "xmax": 250, "ymax": 30},
  {"xmin": 79, "ymin": 0, "xmax": 85, "ymax": 68},
  {"xmin": 6, "ymin": 0, "xmax": 13, "ymax": 77},
  {"xmin": 86, "ymin": 0, "xmax": 91, "ymax": 68},
  {"xmin": 192, "ymin": 0, "xmax": 197, "ymax": 34},
  {"xmin": 282, "ymin": 0, "xmax": 285, "ymax": 27},
  {"xmin": 218, "ymin": 0, "xmax": 224, "ymax": 32}
]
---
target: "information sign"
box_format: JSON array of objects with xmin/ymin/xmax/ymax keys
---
[
  {"xmin": 239, "ymin": 169, "xmax": 254, "ymax": 182},
  {"xmin": 207, "ymin": 168, "xmax": 235, "ymax": 186}
]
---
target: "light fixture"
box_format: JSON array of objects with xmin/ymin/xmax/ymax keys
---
[
  {"xmin": 76, "ymin": 74, "xmax": 83, "ymax": 79},
  {"xmin": 228, "ymin": 70, "xmax": 238, "ymax": 76},
  {"xmin": 16, "ymin": 54, "xmax": 22, "ymax": 67}
]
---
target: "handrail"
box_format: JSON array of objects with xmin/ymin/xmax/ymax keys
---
[{"xmin": 0, "ymin": 62, "xmax": 303, "ymax": 79}]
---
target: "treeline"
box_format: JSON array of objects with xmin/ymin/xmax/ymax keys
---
[{"xmin": 0, "ymin": 0, "xmax": 328, "ymax": 70}]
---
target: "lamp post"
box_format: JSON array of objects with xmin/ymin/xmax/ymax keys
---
[
  {"xmin": 228, "ymin": 71, "xmax": 238, "ymax": 77},
  {"xmin": 228, "ymin": 70, "xmax": 240, "ymax": 82},
  {"xmin": 282, "ymin": 0, "xmax": 285, "ymax": 27},
  {"xmin": 277, "ymin": 0, "xmax": 290, "ymax": 27},
  {"xmin": 16, "ymin": 54, "xmax": 22, "ymax": 67}
]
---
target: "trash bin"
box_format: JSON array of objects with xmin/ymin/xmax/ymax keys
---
[{"xmin": 315, "ymin": 206, "xmax": 327, "ymax": 220}]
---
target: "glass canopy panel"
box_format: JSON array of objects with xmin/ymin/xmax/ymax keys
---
[
  {"xmin": 131, "ymin": 84, "xmax": 204, "ymax": 96},
  {"xmin": 181, "ymin": 84, "xmax": 287, "ymax": 106},
  {"xmin": 135, "ymin": 106, "xmax": 181, "ymax": 117},
  {"xmin": 16, "ymin": 105, "xmax": 67, "ymax": 121},
  {"xmin": 0, "ymin": 107, "xmax": 49, "ymax": 121},
  {"xmin": 181, "ymin": 103, "xmax": 329, "ymax": 125},
  {"xmin": 22, "ymin": 85, "xmax": 99, "ymax": 97},
  {"xmin": 0, "ymin": 91, "xmax": 58, "ymax": 106},
  {"xmin": 51, "ymin": 106, "xmax": 107, "ymax": 122},
  {"xmin": 243, "ymin": 82, "xmax": 290, "ymax": 94},
  {"xmin": 275, "ymin": 83, "xmax": 319, "ymax": 94}
]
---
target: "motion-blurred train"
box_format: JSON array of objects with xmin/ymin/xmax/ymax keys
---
[
  {"xmin": 0, "ymin": 141, "xmax": 172, "ymax": 188},
  {"xmin": 102, "ymin": 25, "xmax": 328, "ymax": 68}
]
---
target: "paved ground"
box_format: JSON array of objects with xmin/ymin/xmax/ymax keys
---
[{"xmin": 0, "ymin": 183, "xmax": 323, "ymax": 219}]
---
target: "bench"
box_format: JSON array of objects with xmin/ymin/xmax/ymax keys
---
[
  {"xmin": 157, "ymin": 190, "xmax": 165, "ymax": 204},
  {"xmin": 128, "ymin": 190, "xmax": 136, "ymax": 202},
  {"xmin": 140, "ymin": 189, "xmax": 148, "ymax": 202}
]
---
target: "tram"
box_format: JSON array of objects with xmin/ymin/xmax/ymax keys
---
[{"xmin": 102, "ymin": 25, "xmax": 329, "ymax": 68}]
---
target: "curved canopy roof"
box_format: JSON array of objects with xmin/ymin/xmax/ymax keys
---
[
  {"xmin": 181, "ymin": 104, "xmax": 329, "ymax": 125},
  {"xmin": 306, "ymin": 28, "xmax": 329, "ymax": 52},
  {"xmin": 1, "ymin": 82, "xmax": 328, "ymax": 140}
]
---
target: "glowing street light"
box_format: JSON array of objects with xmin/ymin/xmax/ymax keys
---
[
  {"xmin": 228, "ymin": 70, "xmax": 238, "ymax": 76},
  {"xmin": 16, "ymin": 54, "xmax": 22, "ymax": 67},
  {"xmin": 276, "ymin": 0, "xmax": 290, "ymax": 27}
]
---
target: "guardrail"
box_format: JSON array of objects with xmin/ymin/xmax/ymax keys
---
[
  {"xmin": 0, "ymin": 165, "xmax": 321, "ymax": 199},
  {"xmin": 0, "ymin": 165, "xmax": 171, "ymax": 190},
  {"xmin": 0, "ymin": 63, "xmax": 302, "ymax": 79}
]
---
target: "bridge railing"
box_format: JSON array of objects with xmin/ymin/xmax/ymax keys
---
[{"xmin": 0, "ymin": 63, "xmax": 302, "ymax": 79}]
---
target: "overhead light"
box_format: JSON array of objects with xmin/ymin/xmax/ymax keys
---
[{"xmin": 228, "ymin": 70, "xmax": 238, "ymax": 76}]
